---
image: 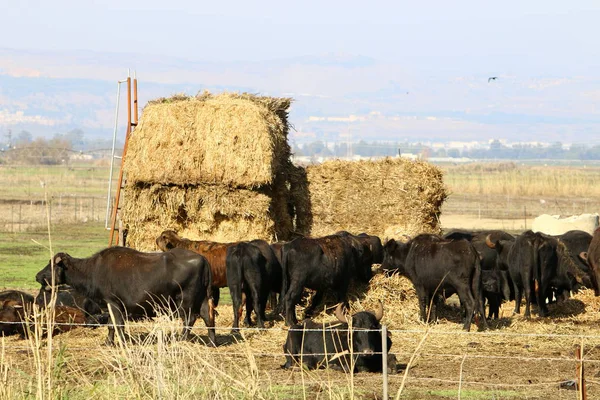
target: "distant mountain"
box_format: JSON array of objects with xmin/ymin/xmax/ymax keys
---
[{"xmin": 1, "ymin": 47, "xmax": 599, "ymax": 146}]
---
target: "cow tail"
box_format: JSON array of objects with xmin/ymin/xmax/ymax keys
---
[
  {"xmin": 279, "ymin": 245, "xmax": 289, "ymax": 316},
  {"xmin": 533, "ymin": 238, "xmax": 542, "ymax": 309},
  {"xmin": 472, "ymin": 255, "xmax": 486, "ymax": 323},
  {"xmin": 204, "ymin": 257, "xmax": 215, "ymax": 327}
]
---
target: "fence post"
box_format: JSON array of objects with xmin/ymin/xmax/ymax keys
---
[
  {"xmin": 18, "ymin": 204, "xmax": 21, "ymax": 232},
  {"xmin": 577, "ymin": 343, "xmax": 587, "ymax": 400},
  {"xmin": 92, "ymin": 197, "xmax": 95, "ymax": 221},
  {"xmin": 524, "ymin": 205, "xmax": 527, "ymax": 230},
  {"xmin": 382, "ymin": 325, "xmax": 388, "ymax": 400}
]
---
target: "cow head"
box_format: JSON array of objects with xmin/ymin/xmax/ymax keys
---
[
  {"xmin": 35, "ymin": 253, "xmax": 69, "ymax": 290},
  {"xmin": 485, "ymin": 234, "xmax": 514, "ymax": 272},
  {"xmin": 578, "ymin": 252, "xmax": 600, "ymax": 296},
  {"xmin": 335, "ymin": 302, "xmax": 386, "ymax": 356},
  {"xmin": 156, "ymin": 230, "xmax": 180, "ymax": 251},
  {"xmin": 381, "ymin": 239, "xmax": 410, "ymax": 274}
]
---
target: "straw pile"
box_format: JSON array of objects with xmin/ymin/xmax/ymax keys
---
[
  {"xmin": 300, "ymin": 157, "xmax": 447, "ymax": 238},
  {"xmin": 121, "ymin": 92, "xmax": 294, "ymax": 249}
]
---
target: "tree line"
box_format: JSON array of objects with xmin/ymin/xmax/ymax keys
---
[
  {"xmin": 0, "ymin": 129, "xmax": 121, "ymax": 165},
  {"xmin": 292, "ymin": 139, "xmax": 600, "ymax": 160}
]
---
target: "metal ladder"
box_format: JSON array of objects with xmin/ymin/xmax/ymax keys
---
[{"xmin": 105, "ymin": 70, "xmax": 138, "ymax": 246}]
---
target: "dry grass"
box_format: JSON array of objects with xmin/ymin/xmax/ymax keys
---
[{"xmin": 443, "ymin": 162, "xmax": 600, "ymax": 197}]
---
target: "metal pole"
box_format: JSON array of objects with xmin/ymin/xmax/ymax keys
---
[
  {"xmin": 109, "ymin": 74, "xmax": 132, "ymax": 246},
  {"xmin": 105, "ymin": 79, "xmax": 126, "ymax": 229},
  {"xmin": 382, "ymin": 325, "xmax": 388, "ymax": 400},
  {"xmin": 133, "ymin": 71, "xmax": 139, "ymax": 126}
]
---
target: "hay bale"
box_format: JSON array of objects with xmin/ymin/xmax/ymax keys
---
[
  {"xmin": 303, "ymin": 157, "xmax": 447, "ymax": 238},
  {"xmin": 124, "ymin": 92, "xmax": 292, "ymax": 187},
  {"xmin": 121, "ymin": 182, "xmax": 293, "ymax": 250}
]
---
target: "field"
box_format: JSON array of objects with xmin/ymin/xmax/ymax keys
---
[{"xmin": 1, "ymin": 161, "xmax": 600, "ymax": 399}]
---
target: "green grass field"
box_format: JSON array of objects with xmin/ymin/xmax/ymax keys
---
[{"xmin": 0, "ymin": 222, "xmax": 108, "ymax": 289}]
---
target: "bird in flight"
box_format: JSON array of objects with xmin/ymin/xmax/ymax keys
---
[{"xmin": 488, "ymin": 77, "xmax": 498, "ymax": 83}]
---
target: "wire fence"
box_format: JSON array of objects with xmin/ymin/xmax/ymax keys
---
[
  {"xmin": 1, "ymin": 317, "xmax": 599, "ymax": 399},
  {"xmin": 0, "ymin": 150, "xmax": 118, "ymax": 232}
]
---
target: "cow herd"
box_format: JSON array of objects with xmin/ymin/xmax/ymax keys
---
[{"xmin": 2, "ymin": 226, "xmax": 600, "ymax": 374}]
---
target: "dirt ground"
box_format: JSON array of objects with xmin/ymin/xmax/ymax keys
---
[{"xmin": 441, "ymin": 214, "xmax": 534, "ymax": 232}]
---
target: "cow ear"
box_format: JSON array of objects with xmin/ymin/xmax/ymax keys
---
[
  {"xmin": 334, "ymin": 303, "xmax": 350, "ymax": 324},
  {"xmin": 579, "ymin": 252, "xmax": 589, "ymax": 264},
  {"xmin": 53, "ymin": 254, "xmax": 63, "ymax": 265}
]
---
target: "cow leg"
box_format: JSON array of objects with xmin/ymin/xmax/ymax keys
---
[
  {"xmin": 487, "ymin": 293, "xmax": 500, "ymax": 319},
  {"xmin": 456, "ymin": 290, "xmax": 475, "ymax": 332},
  {"xmin": 229, "ymin": 281, "xmax": 244, "ymax": 333},
  {"xmin": 180, "ymin": 310, "xmax": 197, "ymax": 342},
  {"xmin": 304, "ymin": 290, "xmax": 324, "ymax": 319},
  {"xmin": 500, "ymin": 270, "xmax": 512, "ymax": 301},
  {"xmin": 200, "ymin": 298, "xmax": 216, "ymax": 346},
  {"xmin": 523, "ymin": 280, "xmax": 533, "ymax": 318},
  {"xmin": 105, "ymin": 301, "xmax": 125, "ymax": 346},
  {"xmin": 513, "ymin": 282, "xmax": 522, "ymax": 315},
  {"xmin": 244, "ymin": 289, "xmax": 254, "ymax": 326},
  {"xmin": 248, "ymin": 283, "xmax": 265, "ymax": 329},
  {"xmin": 284, "ymin": 280, "xmax": 304, "ymax": 326},
  {"xmin": 536, "ymin": 279, "xmax": 550, "ymax": 317},
  {"xmin": 415, "ymin": 286, "xmax": 429, "ymax": 323}
]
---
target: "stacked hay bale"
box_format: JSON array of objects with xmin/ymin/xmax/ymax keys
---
[
  {"xmin": 294, "ymin": 157, "xmax": 447, "ymax": 239},
  {"xmin": 121, "ymin": 92, "xmax": 294, "ymax": 250}
]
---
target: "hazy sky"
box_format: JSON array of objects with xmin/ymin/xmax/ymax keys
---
[
  {"xmin": 2, "ymin": 1, "xmax": 600, "ymax": 143},
  {"xmin": 3, "ymin": 1, "xmax": 599, "ymax": 74}
]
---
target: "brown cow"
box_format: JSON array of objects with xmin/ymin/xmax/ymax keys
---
[
  {"xmin": 0, "ymin": 301, "xmax": 87, "ymax": 338},
  {"xmin": 156, "ymin": 230, "xmax": 233, "ymax": 290},
  {"xmin": 156, "ymin": 231, "xmax": 281, "ymax": 328}
]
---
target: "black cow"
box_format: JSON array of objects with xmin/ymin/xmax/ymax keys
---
[
  {"xmin": 227, "ymin": 242, "xmax": 270, "ymax": 331},
  {"xmin": 495, "ymin": 230, "xmax": 538, "ymax": 317},
  {"xmin": 280, "ymin": 234, "xmax": 369, "ymax": 326},
  {"xmin": 382, "ymin": 234, "xmax": 487, "ymax": 331},
  {"xmin": 0, "ymin": 290, "xmax": 34, "ymax": 307},
  {"xmin": 358, "ymin": 233, "xmax": 384, "ymax": 264},
  {"xmin": 553, "ymin": 230, "xmax": 594, "ymax": 292},
  {"xmin": 580, "ymin": 227, "xmax": 600, "ymax": 296},
  {"xmin": 36, "ymin": 285, "xmax": 104, "ymax": 316},
  {"xmin": 335, "ymin": 231, "xmax": 371, "ymax": 274},
  {"xmin": 249, "ymin": 239, "xmax": 282, "ymax": 313},
  {"xmin": 446, "ymin": 230, "xmax": 515, "ymax": 319},
  {"xmin": 282, "ymin": 303, "xmax": 395, "ymax": 373},
  {"xmin": 35, "ymin": 247, "xmax": 215, "ymax": 345}
]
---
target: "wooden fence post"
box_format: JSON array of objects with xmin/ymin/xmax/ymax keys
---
[{"xmin": 577, "ymin": 343, "xmax": 587, "ymax": 400}]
